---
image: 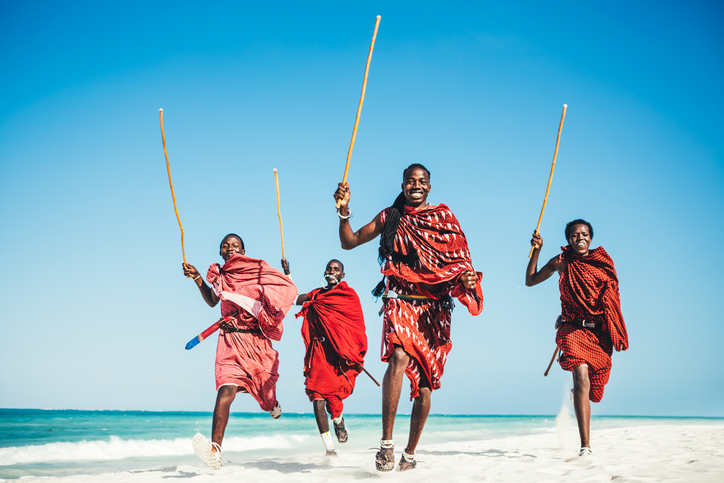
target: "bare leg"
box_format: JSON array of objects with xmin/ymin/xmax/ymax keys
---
[
  {"xmin": 313, "ymin": 399, "xmax": 329, "ymax": 433},
  {"xmin": 212, "ymin": 385, "xmax": 237, "ymax": 449},
  {"xmin": 572, "ymin": 365, "xmax": 591, "ymax": 448},
  {"xmin": 405, "ymin": 386, "xmax": 431, "ymax": 454},
  {"xmin": 382, "ymin": 347, "xmax": 410, "ymax": 440}
]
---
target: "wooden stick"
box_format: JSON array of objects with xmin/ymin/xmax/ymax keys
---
[
  {"xmin": 359, "ymin": 364, "xmax": 381, "ymax": 387},
  {"xmin": 529, "ymin": 104, "xmax": 568, "ymax": 258},
  {"xmin": 544, "ymin": 346, "xmax": 560, "ymax": 377},
  {"xmin": 335, "ymin": 15, "xmax": 381, "ymax": 209},
  {"xmin": 159, "ymin": 109, "xmax": 187, "ymax": 266},
  {"xmin": 273, "ymin": 168, "xmax": 285, "ymax": 260}
]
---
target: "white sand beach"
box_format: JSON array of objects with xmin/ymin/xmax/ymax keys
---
[{"xmin": 11, "ymin": 423, "xmax": 722, "ymax": 483}]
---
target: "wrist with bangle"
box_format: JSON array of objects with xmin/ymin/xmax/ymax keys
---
[{"xmin": 337, "ymin": 206, "xmax": 352, "ymax": 220}]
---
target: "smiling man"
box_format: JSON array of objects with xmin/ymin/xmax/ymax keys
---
[
  {"xmin": 333, "ymin": 164, "xmax": 484, "ymax": 471},
  {"xmin": 182, "ymin": 234, "xmax": 297, "ymax": 469},
  {"xmin": 525, "ymin": 220, "xmax": 629, "ymax": 459},
  {"xmin": 281, "ymin": 258, "xmax": 367, "ymax": 455}
]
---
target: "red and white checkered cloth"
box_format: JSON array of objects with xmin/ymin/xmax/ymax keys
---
[
  {"xmin": 556, "ymin": 245, "xmax": 628, "ymax": 402},
  {"xmin": 206, "ymin": 253, "xmax": 297, "ymax": 411}
]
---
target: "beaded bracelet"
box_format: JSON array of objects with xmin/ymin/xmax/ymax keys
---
[{"xmin": 337, "ymin": 207, "xmax": 352, "ymax": 220}]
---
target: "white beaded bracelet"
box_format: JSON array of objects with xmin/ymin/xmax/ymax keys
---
[{"xmin": 337, "ymin": 207, "xmax": 352, "ymax": 220}]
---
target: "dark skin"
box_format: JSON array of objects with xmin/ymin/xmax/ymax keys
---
[
  {"xmin": 525, "ymin": 224, "xmax": 593, "ymax": 449},
  {"xmin": 181, "ymin": 235, "xmax": 246, "ymax": 453},
  {"xmin": 280, "ymin": 259, "xmax": 346, "ymax": 435},
  {"xmin": 333, "ymin": 167, "xmax": 477, "ymax": 456}
]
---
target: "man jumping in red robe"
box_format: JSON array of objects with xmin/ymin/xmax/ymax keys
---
[
  {"xmin": 182, "ymin": 233, "xmax": 297, "ymax": 469},
  {"xmin": 333, "ymin": 164, "xmax": 484, "ymax": 471},
  {"xmin": 281, "ymin": 258, "xmax": 367, "ymax": 455},
  {"xmin": 526, "ymin": 219, "xmax": 628, "ymax": 459}
]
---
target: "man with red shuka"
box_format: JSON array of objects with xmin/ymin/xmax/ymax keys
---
[
  {"xmin": 333, "ymin": 164, "xmax": 484, "ymax": 472},
  {"xmin": 182, "ymin": 233, "xmax": 297, "ymax": 470},
  {"xmin": 526, "ymin": 219, "xmax": 628, "ymax": 459},
  {"xmin": 280, "ymin": 258, "xmax": 367, "ymax": 456}
]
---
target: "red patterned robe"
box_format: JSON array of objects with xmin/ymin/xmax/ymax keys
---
[
  {"xmin": 206, "ymin": 253, "xmax": 297, "ymax": 411},
  {"xmin": 556, "ymin": 246, "xmax": 628, "ymax": 403},
  {"xmin": 296, "ymin": 281, "xmax": 367, "ymax": 418},
  {"xmin": 379, "ymin": 204, "xmax": 483, "ymax": 399}
]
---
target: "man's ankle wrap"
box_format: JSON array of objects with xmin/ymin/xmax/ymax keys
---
[
  {"xmin": 380, "ymin": 439, "xmax": 394, "ymax": 449},
  {"xmin": 320, "ymin": 431, "xmax": 335, "ymax": 452}
]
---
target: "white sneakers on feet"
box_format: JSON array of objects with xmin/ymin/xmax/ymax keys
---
[
  {"xmin": 269, "ymin": 402, "xmax": 282, "ymax": 419},
  {"xmin": 192, "ymin": 433, "xmax": 222, "ymax": 470}
]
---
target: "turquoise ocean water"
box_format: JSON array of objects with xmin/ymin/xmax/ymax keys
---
[{"xmin": 0, "ymin": 409, "xmax": 720, "ymax": 480}]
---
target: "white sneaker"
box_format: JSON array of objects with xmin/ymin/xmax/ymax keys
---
[
  {"xmin": 269, "ymin": 402, "xmax": 282, "ymax": 419},
  {"xmin": 192, "ymin": 433, "xmax": 222, "ymax": 470}
]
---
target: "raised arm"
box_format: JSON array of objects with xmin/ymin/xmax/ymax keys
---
[
  {"xmin": 280, "ymin": 258, "xmax": 309, "ymax": 305},
  {"xmin": 525, "ymin": 231, "xmax": 565, "ymax": 287},
  {"xmin": 183, "ymin": 263, "xmax": 220, "ymax": 307},
  {"xmin": 334, "ymin": 182, "xmax": 383, "ymax": 249}
]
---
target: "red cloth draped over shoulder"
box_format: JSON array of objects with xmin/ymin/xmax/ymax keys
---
[
  {"xmin": 380, "ymin": 204, "xmax": 483, "ymax": 313},
  {"xmin": 558, "ymin": 246, "xmax": 628, "ymax": 351},
  {"xmin": 296, "ymin": 281, "xmax": 367, "ymax": 365},
  {"xmin": 295, "ymin": 282, "xmax": 367, "ymax": 416},
  {"xmin": 207, "ymin": 253, "xmax": 297, "ymax": 341}
]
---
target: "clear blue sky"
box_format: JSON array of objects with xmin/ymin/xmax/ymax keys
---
[{"xmin": 1, "ymin": 1, "xmax": 722, "ymax": 417}]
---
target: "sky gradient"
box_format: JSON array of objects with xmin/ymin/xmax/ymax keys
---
[{"xmin": 1, "ymin": 1, "xmax": 722, "ymax": 417}]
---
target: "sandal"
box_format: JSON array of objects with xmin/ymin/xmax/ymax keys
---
[
  {"xmin": 398, "ymin": 451, "xmax": 417, "ymax": 471},
  {"xmin": 375, "ymin": 445, "xmax": 395, "ymax": 472},
  {"xmin": 333, "ymin": 417, "xmax": 348, "ymax": 443},
  {"xmin": 192, "ymin": 433, "xmax": 222, "ymax": 470},
  {"xmin": 578, "ymin": 447, "xmax": 593, "ymax": 457}
]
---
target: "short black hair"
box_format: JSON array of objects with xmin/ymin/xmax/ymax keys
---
[
  {"xmin": 565, "ymin": 219, "xmax": 594, "ymax": 240},
  {"xmin": 403, "ymin": 163, "xmax": 430, "ymax": 180},
  {"xmin": 220, "ymin": 233, "xmax": 245, "ymax": 250},
  {"xmin": 327, "ymin": 259, "xmax": 344, "ymax": 272}
]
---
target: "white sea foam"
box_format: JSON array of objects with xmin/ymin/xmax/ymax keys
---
[{"xmin": 0, "ymin": 434, "xmax": 304, "ymax": 466}]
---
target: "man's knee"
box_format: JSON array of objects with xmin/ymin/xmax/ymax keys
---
[
  {"xmin": 416, "ymin": 386, "xmax": 431, "ymax": 402},
  {"xmin": 388, "ymin": 346, "xmax": 409, "ymax": 370},
  {"xmin": 572, "ymin": 365, "xmax": 590, "ymax": 392},
  {"xmin": 217, "ymin": 385, "xmax": 237, "ymax": 404}
]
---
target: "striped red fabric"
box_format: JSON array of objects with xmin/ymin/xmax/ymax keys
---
[
  {"xmin": 296, "ymin": 282, "xmax": 367, "ymax": 418},
  {"xmin": 556, "ymin": 245, "xmax": 628, "ymax": 403},
  {"xmin": 206, "ymin": 253, "xmax": 297, "ymax": 411},
  {"xmin": 378, "ymin": 204, "xmax": 483, "ymax": 399},
  {"xmin": 380, "ymin": 204, "xmax": 483, "ymax": 315},
  {"xmin": 207, "ymin": 253, "xmax": 297, "ymax": 341},
  {"xmin": 382, "ymin": 276, "xmax": 451, "ymax": 400}
]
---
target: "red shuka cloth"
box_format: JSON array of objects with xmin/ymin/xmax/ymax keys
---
[
  {"xmin": 556, "ymin": 246, "xmax": 628, "ymax": 403},
  {"xmin": 206, "ymin": 253, "xmax": 297, "ymax": 411},
  {"xmin": 379, "ymin": 204, "xmax": 483, "ymax": 399},
  {"xmin": 295, "ymin": 281, "xmax": 367, "ymax": 418}
]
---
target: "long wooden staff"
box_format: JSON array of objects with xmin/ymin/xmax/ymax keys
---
[
  {"xmin": 273, "ymin": 168, "xmax": 285, "ymax": 259},
  {"xmin": 335, "ymin": 15, "xmax": 381, "ymax": 209},
  {"xmin": 544, "ymin": 347, "xmax": 560, "ymax": 377},
  {"xmin": 528, "ymin": 104, "xmax": 568, "ymax": 258},
  {"xmin": 159, "ymin": 109, "xmax": 187, "ymax": 266}
]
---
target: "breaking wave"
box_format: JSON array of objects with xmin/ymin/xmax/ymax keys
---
[{"xmin": 0, "ymin": 434, "xmax": 305, "ymax": 466}]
